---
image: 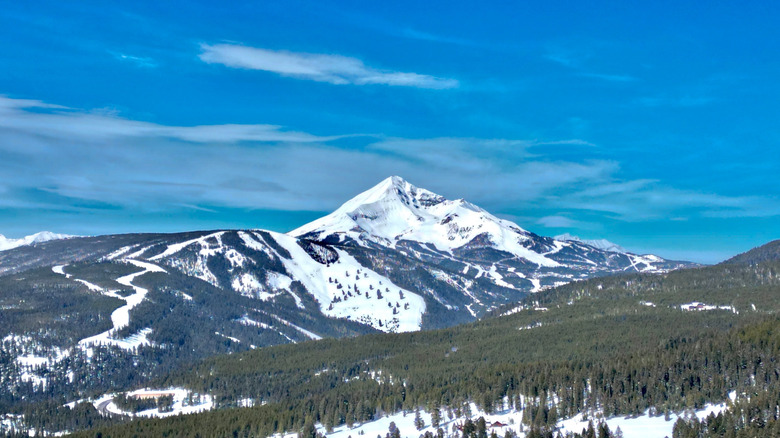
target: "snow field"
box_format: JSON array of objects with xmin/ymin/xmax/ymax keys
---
[{"xmin": 252, "ymin": 231, "xmax": 426, "ymax": 333}]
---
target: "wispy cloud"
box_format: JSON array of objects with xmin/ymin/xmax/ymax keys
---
[
  {"xmin": 0, "ymin": 96, "xmax": 343, "ymax": 144},
  {"xmin": 113, "ymin": 52, "xmax": 157, "ymax": 68},
  {"xmin": 397, "ymin": 28, "xmax": 478, "ymax": 48},
  {"xmin": 563, "ymin": 181, "xmax": 780, "ymax": 220},
  {"xmin": 537, "ymin": 215, "xmax": 580, "ymax": 228},
  {"xmin": 544, "ymin": 44, "xmax": 637, "ymax": 82},
  {"xmin": 1, "ymin": 95, "xmax": 777, "ymax": 227},
  {"xmin": 198, "ymin": 43, "xmax": 459, "ymax": 89}
]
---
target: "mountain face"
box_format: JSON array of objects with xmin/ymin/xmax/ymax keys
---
[{"xmin": 0, "ymin": 177, "xmax": 696, "ymax": 407}]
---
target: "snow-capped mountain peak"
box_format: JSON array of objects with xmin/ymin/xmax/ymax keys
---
[
  {"xmin": 0, "ymin": 231, "xmax": 75, "ymax": 252},
  {"xmin": 289, "ymin": 176, "xmax": 558, "ymax": 267},
  {"xmin": 555, "ymin": 233, "xmax": 628, "ymax": 254}
]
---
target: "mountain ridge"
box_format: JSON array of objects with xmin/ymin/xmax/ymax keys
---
[
  {"xmin": 723, "ymin": 239, "xmax": 780, "ymax": 265},
  {"xmin": 0, "ymin": 230, "xmax": 75, "ymax": 251}
]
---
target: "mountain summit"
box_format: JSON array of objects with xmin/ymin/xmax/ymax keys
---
[{"xmin": 291, "ymin": 176, "xmax": 559, "ymax": 266}]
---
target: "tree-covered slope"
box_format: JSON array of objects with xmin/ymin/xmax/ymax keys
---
[
  {"xmin": 723, "ymin": 240, "xmax": 780, "ymax": 265},
  {"xmin": 52, "ymin": 260, "xmax": 780, "ymax": 438}
]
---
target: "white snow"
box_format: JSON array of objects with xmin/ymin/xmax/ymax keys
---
[
  {"xmin": 680, "ymin": 302, "xmax": 737, "ymax": 313},
  {"xmin": 267, "ymin": 271, "xmax": 294, "ymax": 290},
  {"xmin": 16, "ymin": 355, "xmax": 50, "ymax": 367},
  {"xmin": 0, "ymin": 231, "xmax": 75, "ymax": 251},
  {"xmin": 487, "ymin": 265, "xmax": 514, "ymax": 289},
  {"xmin": 289, "ymin": 176, "xmax": 559, "ymax": 267},
  {"xmin": 238, "ymin": 316, "xmax": 273, "ymax": 330},
  {"xmin": 500, "ymin": 305, "xmax": 525, "ymax": 317},
  {"xmin": 224, "ymin": 248, "xmax": 250, "ymax": 268},
  {"xmin": 105, "ymin": 244, "xmax": 137, "ymax": 260},
  {"xmin": 232, "ymin": 272, "xmax": 265, "ymax": 297},
  {"xmin": 557, "ymin": 402, "xmax": 730, "ymax": 438},
  {"xmin": 149, "ymin": 231, "xmax": 225, "ymax": 261},
  {"xmin": 52, "ymin": 265, "xmax": 71, "ymax": 278},
  {"xmin": 252, "ymin": 230, "xmax": 427, "ymax": 333}
]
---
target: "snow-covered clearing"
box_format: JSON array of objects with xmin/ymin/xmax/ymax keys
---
[
  {"xmin": 91, "ymin": 388, "xmax": 213, "ymax": 419},
  {"xmin": 680, "ymin": 302, "xmax": 737, "ymax": 313},
  {"xmin": 273, "ymin": 396, "xmax": 734, "ymax": 438},
  {"xmin": 52, "ymin": 265, "xmax": 70, "ymax": 278},
  {"xmin": 557, "ymin": 402, "xmax": 730, "ymax": 437}
]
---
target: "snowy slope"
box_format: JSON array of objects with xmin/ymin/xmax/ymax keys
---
[
  {"xmin": 246, "ymin": 231, "xmax": 426, "ymax": 332},
  {"xmin": 0, "ymin": 231, "xmax": 74, "ymax": 251},
  {"xmin": 291, "ymin": 176, "xmax": 559, "ymax": 267}
]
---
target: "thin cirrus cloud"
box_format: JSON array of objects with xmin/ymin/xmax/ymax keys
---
[
  {"xmin": 1, "ymin": 95, "xmax": 777, "ymax": 225},
  {"xmin": 198, "ymin": 43, "xmax": 459, "ymax": 89},
  {"xmin": 0, "ymin": 96, "xmax": 344, "ymax": 144},
  {"xmin": 112, "ymin": 52, "xmax": 157, "ymax": 68}
]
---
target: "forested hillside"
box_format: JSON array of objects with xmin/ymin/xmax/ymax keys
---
[{"xmin": 44, "ymin": 258, "xmax": 780, "ymax": 438}]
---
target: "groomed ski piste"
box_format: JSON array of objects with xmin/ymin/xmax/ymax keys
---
[
  {"xmin": 271, "ymin": 396, "xmax": 734, "ymax": 438},
  {"xmin": 51, "ymin": 259, "xmax": 167, "ymax": 353}
]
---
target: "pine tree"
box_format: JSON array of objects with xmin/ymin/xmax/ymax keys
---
[
  {"xmin": 431, "ymin": 407, "xmax": 441, "ymax": 428},
  {"xmin": 415, "ymin": 409, "xmax": 425, "ymax": 430}
]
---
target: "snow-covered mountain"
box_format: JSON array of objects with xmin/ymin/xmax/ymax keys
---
[
  {"xmin": 291, "ymin": 176, "xmax": 559, "ymax": 266},
  {"xmin": 0, "ymin": 231, "xmax": 74, "ymax": 251},
  {"xmin": 0, "ymin": 177, "xmax": 692, "ymax": 341},
  {"xmin": 292, "ymin": 176, "xmax": 681, "ymax": 275},
  {"xmin": 0, "ymin": 176, "xmax": 698, "ymax": 403},
  {"xmin": 555, "ymin": 233, "xmax": 627, "ymax": 254}
]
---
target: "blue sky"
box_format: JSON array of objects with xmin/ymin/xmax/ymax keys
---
[{"xmin": 1, "ymin": 1, "xmax": 778, "ymax": 263}]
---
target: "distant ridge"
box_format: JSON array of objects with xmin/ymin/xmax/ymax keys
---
[
  {"xmin": 0, "ymin": 231, "xmax": 75, "ymax": 252},
  {"xmin": 723, "ymin": 240, "xmax": 780, "ymax": 265}
]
